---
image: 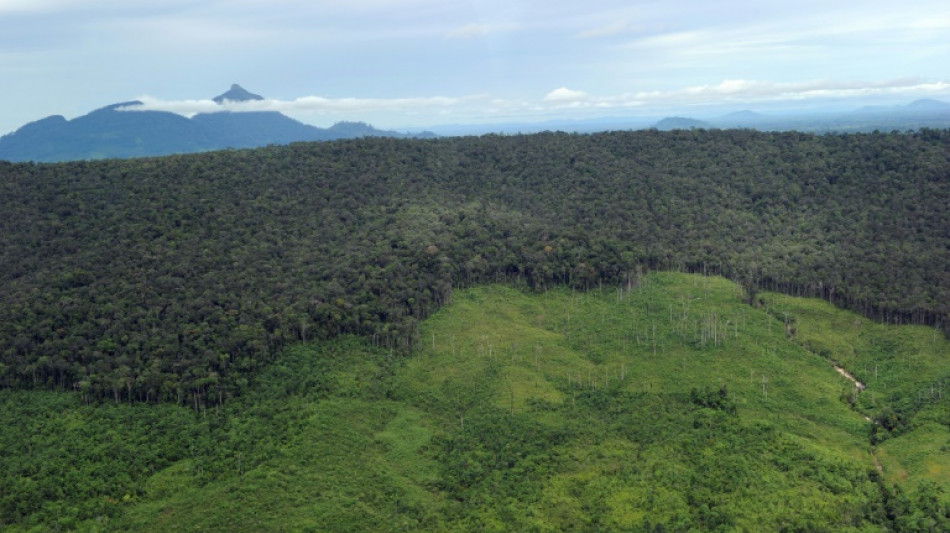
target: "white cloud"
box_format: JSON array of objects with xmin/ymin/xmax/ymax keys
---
[
  {"xmin": 665, "ymin": 78, "xmax": 950, "ymax": 104},
  {"xmin": 4, "ymin": 0, "xmax": 950, "ymax": 135},
  {"xmin": 118, "ymin": 93, "xmax": 486, "ymax": 117},
  {"xmin": 0, "ymin": 0, "xmax": 106, "ymax": 12},
  {"xmin": 552, "ymin": 78, "xmax": 950, "ymax": 111},
  {"xmin": 0, "ymin": 0, "xmax": 195, "ymax": 15},
  {"xmin": 543, "ymin": 87, "xmax": 590, "ymax": 102},
  {"xmin": 614, "ymin": 4, "xmax": 950, "ymax": 73},
  {"xmin": 118, "ymin": 78, "xmax": 950, "ymax": 124},
  {"xmin": 531, "ymin": 78, "xmax": 950, "ymax": 118}
]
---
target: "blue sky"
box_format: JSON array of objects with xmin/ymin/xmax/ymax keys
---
[{"xmin": 1, "ymin": 0, "xmax": 949, "ymax": 134}]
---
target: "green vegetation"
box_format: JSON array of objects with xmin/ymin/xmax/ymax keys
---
[
  {"xmin": 762, "ymin": 292, "xmax": 950, "ymax": 484},
  {"xmin": 3, "ymin": 274, "xmax": 949, "ymax": 531},
  {"xmin": 3, "ymin": 128, "xmax": 950, "ymax": 529},
  {"xmin": 1, "ymin": 129, "xmax": 949, "ymax": 406}
]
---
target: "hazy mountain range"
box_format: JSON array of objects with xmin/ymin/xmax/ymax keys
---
[
  {"xmin": 651, "ymin": 98, "xmax": 950, "ymax": 132},
  {"xmin": 2, "ymin": 85, "xmax": 950, "ymax": 162},
  {"xmin": 424, "ymin": 98, "xmax": 950, "ymax": 136},
  {"xmin": 0, "ymin": 84, "xmax": 436, "ymax": 162}
]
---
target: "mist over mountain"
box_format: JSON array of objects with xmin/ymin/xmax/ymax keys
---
[
  {"xmin": 3, "ymin": 84, "xmax": 950, "ymax": 162},
  {"xmin": 0, "ymin": 84, "xmax": 436, "ymax": 162}
]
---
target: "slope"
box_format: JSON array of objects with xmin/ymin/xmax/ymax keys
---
[{"xmin": 3, "ymin": 273, "xmax": 948, "ymax": 531}]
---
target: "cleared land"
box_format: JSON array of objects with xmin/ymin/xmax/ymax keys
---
[{"xmin": 2, "ymin": 273, "xmax": 949, "ymax": 531}]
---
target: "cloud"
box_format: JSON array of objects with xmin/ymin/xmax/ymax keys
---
[
  {"xmin": 543, "ymin": 87, "xmax": 590, "ymax": 102},
  {"xmin": 528, "ymin": 78, "xmax": 950, "ymax": 119},
  {"xmin": 546, "ymin": 78, "xmax": 950, "ymax": 109},
  {"xmin": 118, "ymin": 78, "xmax": 950, "ymax": 126},
  {"xmin": 118, "ymin": 93, "xmax": 486, "ymax": 117},
  {"xmin": 0, "ymin": 0, "xmax": 196, "ymax": 16},
  {"xmin": 0, "ymin": 0, "xmax": 112, "ymax": 13},
  {"xmin": 666, "ymin": 78, "xmax": 950, "ymax": 104}
]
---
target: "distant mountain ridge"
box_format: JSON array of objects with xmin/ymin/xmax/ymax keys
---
[
  {"xmin": 421, "ymin": 98, "xmax": 950, "ymax": 136},
  {"xmin": 653, "ymin": 116, "xmax": 711, "ymax": 131},
  {"xmin": 0, "ymin": 84, "xmax": 436, "ymax": 162},
  {"xmin": 651, "ymin": 99, "xmax": 950, "ymax": 132}
]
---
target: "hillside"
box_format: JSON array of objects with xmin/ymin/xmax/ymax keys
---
[
  {"xmin": 0, "ymin": 85, "xmax": 435, "ymax": 162},
  {"xmin": 2, "ymin": 274, "xmax": 948, "ymax": 531},
  {"xmin": 1, "ymin": 129, "xmax": 949, "ymax": 407}
]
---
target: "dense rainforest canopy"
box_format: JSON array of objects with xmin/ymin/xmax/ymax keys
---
[{"xmin": 1, "ymin": 128, "xmax": 948, "ymax": 405}]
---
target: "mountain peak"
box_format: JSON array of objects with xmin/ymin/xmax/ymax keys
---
[{"xmin": 213, "ymin": 84, "xmax": 264, "ymax": 104}]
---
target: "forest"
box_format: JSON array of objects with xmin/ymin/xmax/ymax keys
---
[
  {"xmin": 2, "ymin": 128, "xmax": 950, "ymax": 530},
  {"xmin": 1, "ymin": 128, "xmax": 948, "ymax": 406}
]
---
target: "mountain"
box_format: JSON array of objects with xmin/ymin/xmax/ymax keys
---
[
  {"xmin": 0, "ymin": 85, "xmax": 436, "ymax": 162},
  {"xmin": 212, "ymin": 83, "xmax": 264, "ymax": 103},
  {"xmin": 643, "ymin": 99, "xmax": 950, "ymax": 134},
  {"xmin": 653, "ymin": 116, "xmax": 711, "ymax": 130},
  {"xmin": 327, "ymin": 120, "xmax": 437, "ymax": 139},
  {"xmin": 795, "ymin": 99, "xmax": 950, "ymax": 131},
  {"xmin": 0, "ymin": 102, "xmax": 217, "ymax": 161},
  {"xmin": 905, "ymin": 98, "xmax": 950, "ymax": 111},
  {"xmin": 716, "ymin": 109, "xmax": 767, "ymax": 128}
]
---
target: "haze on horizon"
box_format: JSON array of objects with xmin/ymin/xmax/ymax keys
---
[{"xmin": 1, "ymin": 0, "xmax": 949, "ymax": 136}]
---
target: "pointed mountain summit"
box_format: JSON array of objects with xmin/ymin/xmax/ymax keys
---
[{"xmin": 213, "ymin": 84, "xmax": 264, "ymax": 103}]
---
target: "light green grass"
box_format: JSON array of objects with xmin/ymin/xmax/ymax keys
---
[
  {"xmin": 877, "ymin": 423, "xmax": 950, "ymax": 486},
  {"xmin": 409, "ymin": 275, "xmax": 873, "ymax": 461},
  {"xmin": 762, "ymin": 290, "xmax": 950, "ymax": 485},
  {"xmin": 5, "ymin": 273, "xmax": 950, "ymax": 531},
  {"xmin": 762, "ymin": 292, "xmax": 950, "ymax": 413}
]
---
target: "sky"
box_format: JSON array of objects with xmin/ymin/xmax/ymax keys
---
[{"xmin": 1, "ymin": 0, "xmax": 950, "ymax": 135}]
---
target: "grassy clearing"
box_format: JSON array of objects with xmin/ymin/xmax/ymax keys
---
[
  {"xmin": 762, "ymin": 292, "xmax": 950, "ymax": 413},
  {"xmin": 763, "ymin": 291, "xmax": 950, "ymax": 485},
  {"xmin": 4, "ymin": 273, "xmax": 950, "ymax": 531},
  {"xmin": 410, "ymin": 275, "xmax": 873, "ymax": 459}
]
